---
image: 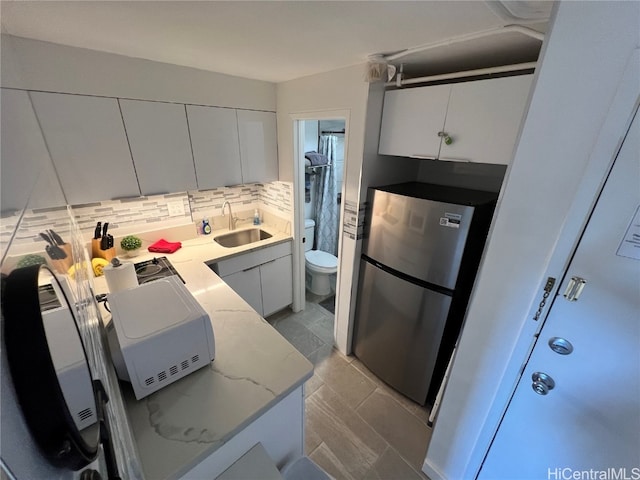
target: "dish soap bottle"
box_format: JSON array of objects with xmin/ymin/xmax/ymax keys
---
[
  {"xmin": 202, "ymin": 218, "xmax": 211, "ymax": 235},
  {"xmin": 253, "ymin": 209, "xmax": 260, "ymax": 225}
]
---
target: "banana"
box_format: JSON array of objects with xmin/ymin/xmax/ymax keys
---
[{"xmin": 91, "ymin": 258, "xmax": 109, "ymax": 277}]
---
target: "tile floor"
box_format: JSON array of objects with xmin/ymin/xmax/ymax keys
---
[{"xmin": 267, "ymin": 296, "xmax": 432, "ymax": 480}]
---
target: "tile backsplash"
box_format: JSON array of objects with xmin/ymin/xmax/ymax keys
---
[{"xmin": 1, "ymin": 181, "xmax": 293, "ymax": 254}]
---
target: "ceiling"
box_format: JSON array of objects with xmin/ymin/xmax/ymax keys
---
[{"xmin": 0, "ymin": 1, "xmax": 551, "ymax": 84}]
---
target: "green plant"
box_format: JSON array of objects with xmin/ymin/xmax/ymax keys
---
[
  {"xmin": 16, "ymin": 254, "xmax": 47, "ymax": 268},
  {"xmin": 120, "ymin": 235, "xmax": 142, "ymax": 251}
]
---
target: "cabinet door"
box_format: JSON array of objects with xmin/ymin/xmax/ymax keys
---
[
  {"xmin": 237, "ymin": 110, "xmax": 278, "ymax": 184},
  {"xmin": 30, "ymin": 92, "xmax": 140, "ymax": 204},
  {"xmin": 260, "ymin": 255, "xmax": 292, "ymax": 317},
  {"xmin": 378, "ymin": 84, "xmax": 450, "ymax": 158},
  {"xmin": 119, "ymin": 99, "xmax": 197, "ymax": 195},
  {"xmin": 222, "ymin": 267, "xmax": 263, "ymax": 315},
  {"xmin": 1, "ymin": 89, "xmax": 66, "ymax": 211},
  {"xmin": 186, "ymin": 105, "xmax": 242, "ymax": 188},
  {"xmin": 439, "ymin": 74, "xmax": 533, "ymax": 165}
]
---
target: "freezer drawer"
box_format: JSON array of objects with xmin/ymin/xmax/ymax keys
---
[
  {"xmin": 353, "ymin": 259, "xmax": 451, "ymax": 404},
  {"xmin": 363, "ymin": 189, "xmax": 474, "ymax": 290}
]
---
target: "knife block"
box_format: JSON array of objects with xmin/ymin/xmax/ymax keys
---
[
  {"xmin": 49, "ymin": 243, "xmax": 74, "ymax": 275},
  {"xmin": 92, "ymin": 239, "xmax": 116, "ymax": 262}
]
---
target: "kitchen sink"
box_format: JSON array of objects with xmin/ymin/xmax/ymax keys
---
[{"xmin": 214, "ymin": 228, "xmax": 272, "ymax": 248}]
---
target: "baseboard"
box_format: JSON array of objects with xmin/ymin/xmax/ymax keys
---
[{"xmin": 422, "ymin": 458, "xmax": 446, "ymax": 480}]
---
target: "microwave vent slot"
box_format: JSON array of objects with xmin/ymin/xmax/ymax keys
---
[
  {"xmin": 78, "ymin": 408, "xmax": 94, "ymax": 422},
  {"xmin": 170, "ymin": 365, "xmax": 178, "ymax": 375}
]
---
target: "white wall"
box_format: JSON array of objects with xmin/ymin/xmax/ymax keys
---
[
  {"xmin": 1, "ymin": 35, "xmax": 276, "ymax": 110},
  {"xmin": 424, "ymin": 2, "xmax": 640, "ymax": 479},
  {"xmin": 277, "ymin": 66, "xmax": 419, "ymax": 353},
  {"xmin": 277, "ymin": 64, "xmax": 370, "ymax": 353}
]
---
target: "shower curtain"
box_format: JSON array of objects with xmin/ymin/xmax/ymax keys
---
[{"xmin": 314, "ymin": 135, "xmax": 339, "ymax": 255}]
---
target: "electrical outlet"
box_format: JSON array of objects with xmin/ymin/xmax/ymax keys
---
[{"xmin": 167, "ymin": 201, "xmax": 186, "ymax": 217}]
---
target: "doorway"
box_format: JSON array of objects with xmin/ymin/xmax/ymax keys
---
[{"xmin": 291, "ymin": 116, "xmax": 349, "ymax": 343}]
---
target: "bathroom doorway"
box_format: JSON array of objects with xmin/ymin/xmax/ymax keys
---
[{"xmin": 292, "ymin": 116, "xmax": 348, "ymax": 326}]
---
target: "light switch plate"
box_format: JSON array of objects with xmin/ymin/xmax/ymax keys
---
[{"xmin": 167, "ymin": 201, "xmax": 186, "ymax": 217}]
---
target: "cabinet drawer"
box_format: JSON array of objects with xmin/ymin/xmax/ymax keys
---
[{"xmin": 213, "ymin": 241, "xmax": 292, "ymax": 277}]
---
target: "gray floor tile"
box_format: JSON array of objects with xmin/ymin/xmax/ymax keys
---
[
  {"xmin": 314, "ymin": 349, "xmax": 376, "ymax": 409},
  {"xmin": 364, "ymin": 446, "xmax": 430, "ymax": 480},
  {"xmin": 271, "ymin": 299, "xmax": 433, "ymax": 478},
  {"xmin": 269, "ymin": 315, "xmax": 326, "ymax": 357},
  {"xmin": 307, "ymin": 312, "xmax": 335, "ymax": 345},
  {"xmin": 306, "ymin": 343, "xmax": 334, "ymax": 366},
  {"xmin": 356, "ymin": 390, "xmax": 432, "ymax": 470},
  {"xmin": 306, "ymin": 385, "xmax": 388, "ymax": 479},
  {"xmin": 351, "ymin": 357, "xmax": 431, "ymax": 426},
  {"xmin": 310, "ymin": 442, "xmax": 357, "ymax": 480},
  {"xmin": 305, "ymin": 423, "xmax": 323, "ymax": 456},
  {"xmin": 305, "ymin": 373, "xmax": 324, "ymax": 398}
]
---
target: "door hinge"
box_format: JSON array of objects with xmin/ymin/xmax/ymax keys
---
[{"xmin": 563, "ymin": 276, "xmax": 587, "ymax": 302}]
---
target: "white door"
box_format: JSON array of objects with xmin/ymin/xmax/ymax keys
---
[{"xmin": 479, "ymin": 110, "xmax": 640, "ymax": 478}]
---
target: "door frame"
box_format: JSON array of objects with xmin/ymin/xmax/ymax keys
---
[
  {"xmin": 478, "ymin": 102, "xmax": 639, "ymax": 478},
  {"xmin": 469, "ymin": 50, "xmax": 640, "ymax": 478},
  {"xmin": 290, "ymin": 110, "xmax": 350, "ymax": 316}
]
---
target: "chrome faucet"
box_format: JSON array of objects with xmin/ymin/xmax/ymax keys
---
[{"xmin": 221, "ymin": 200, "xmax": 237, "ymax": 230}]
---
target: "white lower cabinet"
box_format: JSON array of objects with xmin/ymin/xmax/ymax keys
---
[
  {"xmin": 211, "ymin": 241, "xmax": 293, "ymax": 317},
  {"xmin": 222, "ymin": 267, "xmax": 263, "ymax": 314},
  {"xmin": 260, "ymin": 255, "xmax": 293, "ymax": 317}
]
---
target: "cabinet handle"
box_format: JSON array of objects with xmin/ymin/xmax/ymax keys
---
[
  {"xmin": 145, "ymin": 191, "xmax": 170, "ymax": 197},
  {"xmin": 111, "ymin": 194, "xmax": 142, "ymax": 201},
  {"xmin": 437, "ymin": 157, "xmax": 471, "ymax": 163},
  {"xmin": 410, "ymin": 154, "xmax": 437, "ymax": 159},
  {"xmin": 437, "ymin": 131, "xmax": 453, "ymax": 145},
  {"xmin": 241, "ymin": 259, "xmax": 276, "ymax": 273}
]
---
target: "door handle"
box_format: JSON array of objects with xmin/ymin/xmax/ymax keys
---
[{"xmin": 531, "ymin": 372, "xmax": 555, "ymax": 396}]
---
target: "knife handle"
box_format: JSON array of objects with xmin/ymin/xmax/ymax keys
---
[{"xmin": 92, "ymin": 239, "xmax": 115, "ymax": 261}]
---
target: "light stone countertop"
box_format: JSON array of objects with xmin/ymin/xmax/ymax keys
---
[{"xmin": 93, "ymin": 224, "xmax": 313, "ymax": 480}]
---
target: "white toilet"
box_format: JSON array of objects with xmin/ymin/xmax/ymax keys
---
[{"xmin": 305, "ymin": 219, "xmax": 338, "ymax": 296}]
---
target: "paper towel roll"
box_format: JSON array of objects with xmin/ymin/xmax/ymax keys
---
[{"xmin": 104, "ymin": 258, "xmax": 138, "ymax": 293}]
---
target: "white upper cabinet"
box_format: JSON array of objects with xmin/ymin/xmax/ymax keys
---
[
  {"xmin": 378, "ymin": 84, "xmax": 451, "ymax": 159},
  {"xmin": 186, "ymin": 105, "xmax": 242, "ymax": 188},
  {"xmin": 378, "ymin": 74, "xmax": 533, "ymax": 165},
  {"xmin": 119, "ymin": 99, "xmax": 197, "ymax": 195},
  {"xmin": 237, "ymin": 110, "xmax": 278, "ymax": 184},
  {"xmin": 1, "ymin": 89, "xmax": 66, "ymax": 212},
  {"xmin": 30, "ymin": 92, "xmax": 140, "ymax": 204},
  {"xmin": 439, "ymin": 75, "xmax": 533, "ymax": 165}
]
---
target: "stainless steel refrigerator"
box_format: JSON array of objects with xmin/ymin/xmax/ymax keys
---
[{"xmin": 353, "ymin": 182, "xmax": 497, "ymax": 405}]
